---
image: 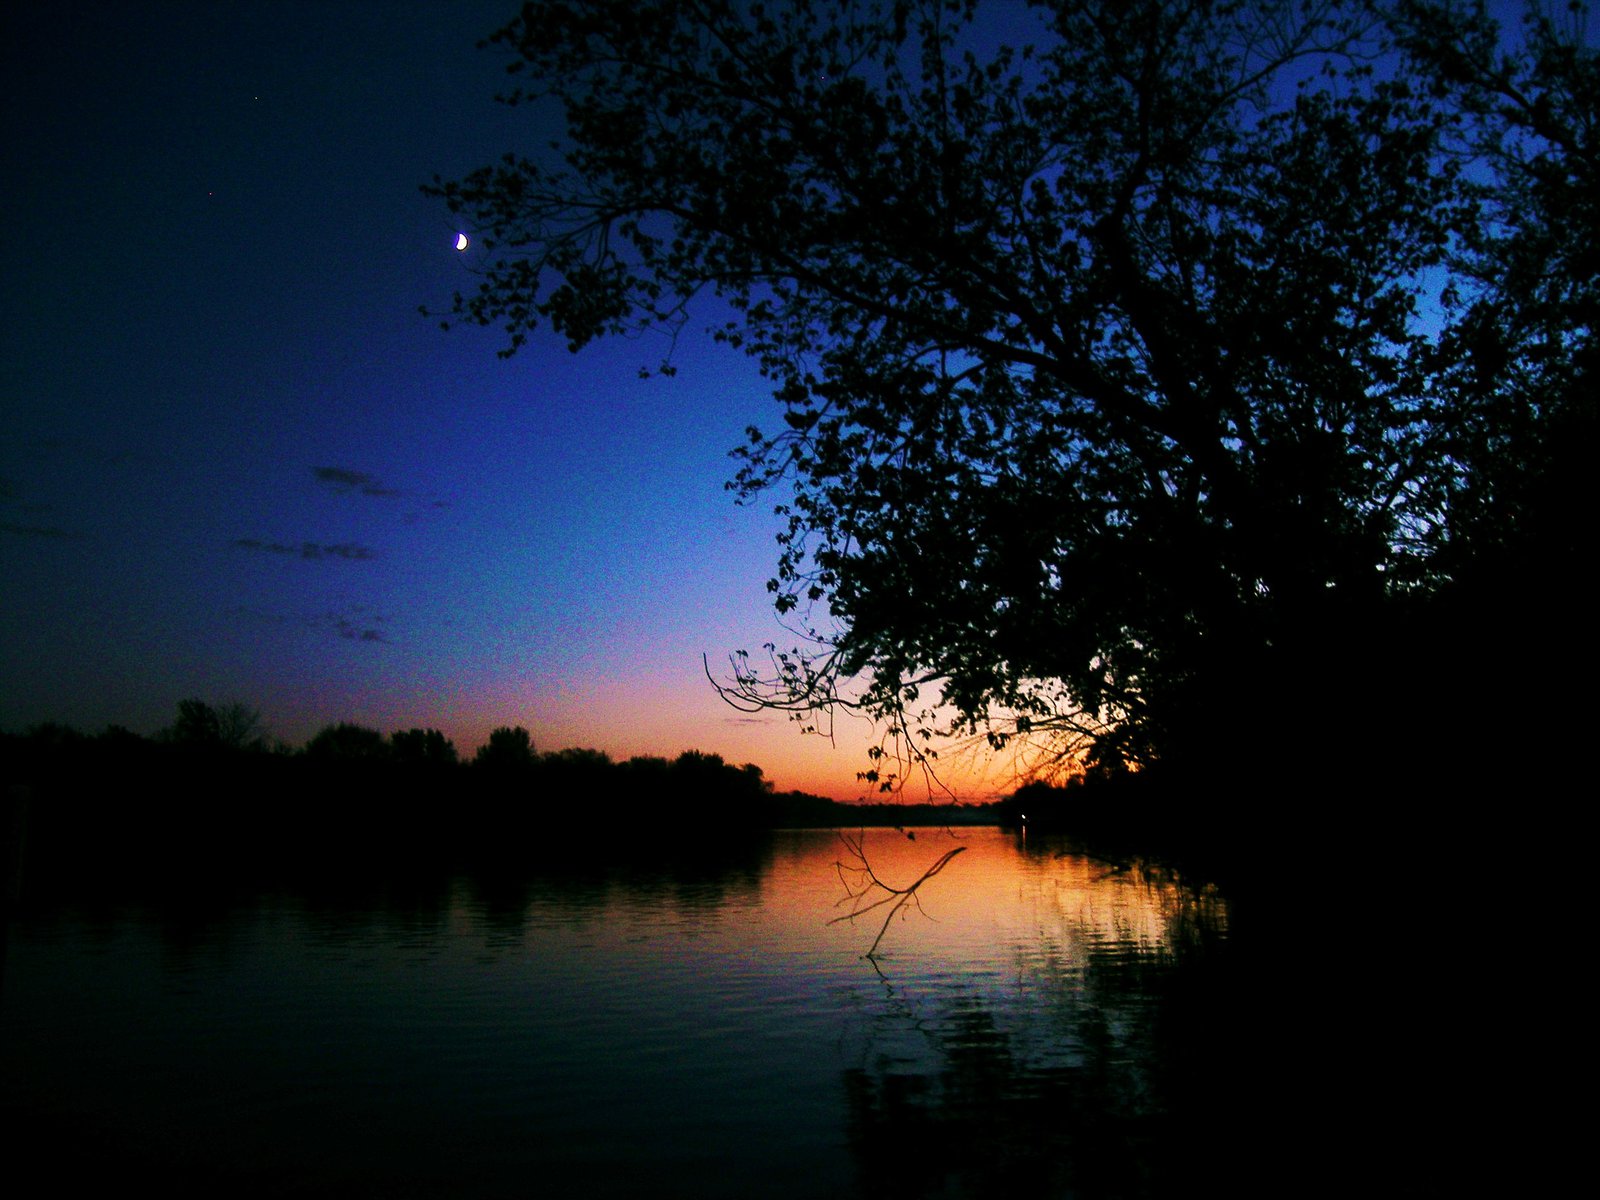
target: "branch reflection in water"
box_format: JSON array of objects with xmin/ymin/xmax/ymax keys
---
[
  {"xmin": 830, "ymin": 829, "xmax": 968, "ymax": 959},
  {"xmin": 834, "ymin": 835, "xmax": 1232, "ymax": 1198}
]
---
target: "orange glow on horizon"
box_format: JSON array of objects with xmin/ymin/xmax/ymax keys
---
[{"xmin": 261, "ymin": 657, "xmax": 1035, "ymax": 803}]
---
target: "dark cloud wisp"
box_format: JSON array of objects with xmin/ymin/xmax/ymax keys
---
[
  {"xmin": 228, "ymin": 604, "xmax": 395, "ymax": 645},
  {"xmin": 1, "ymin": 521, "xmax": 80, "ymax": 540},
  {"xmin": 313, "ymin": 466, "xmax": 403, "ymax": 497},
  {"xmin": 232, "ymin": 538, "xmax": 376, "ymax": 561}
]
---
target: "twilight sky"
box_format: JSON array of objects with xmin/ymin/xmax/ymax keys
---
[{"xmin": 1, "ymin": 0, "xmax": 1021, "ymax": 799}]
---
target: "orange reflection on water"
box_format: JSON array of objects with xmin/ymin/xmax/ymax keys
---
[{"xmin": 792, "ymin": 827, "xmax": 1227, "ymax": 970}]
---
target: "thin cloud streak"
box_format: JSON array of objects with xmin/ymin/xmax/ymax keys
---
[
  {"xmin": 232, "ymin": 538, "xmax": 377, "ymax": 561},
  {"xmin": 313, "ymin": 465, "xmax": 403, "ymax": 497},
  {"xmin": 229, "ymin": 604, "xmax": 395, "ymax": 645},
  {"xmin": 311, "ymin": 466, "xmax": 451, "ymax": 517},
  {"xmin": 334, "ymin": 616, "xmax": 392, "ymax": 643},
  {"xmin": 1, "ymin": 521, "xmax": 80, "ymax": 539}
]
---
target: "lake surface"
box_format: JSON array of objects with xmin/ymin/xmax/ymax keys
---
[{"xmin": 0, "ymin": 825, "xmax": 1487, "ymax": 1195}]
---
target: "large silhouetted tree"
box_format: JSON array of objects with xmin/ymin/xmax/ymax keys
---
[
  {"xmin": 474, "ymin": 725, "xmax": 537, "ymax": 771},
  {"xmin": 429, "ymin": 0, "xmax": 1594, "ymax": 792},
  {"xmin": 390, "ymin": 727, "xmax": 460, "ymax": 767},
  {"xmin": 305, "ymin": 722, "xmax": 389, "ymax": 762},
  {"xmin": 165, "ymin": 699, "xmax": 268, "ymax": 752}
]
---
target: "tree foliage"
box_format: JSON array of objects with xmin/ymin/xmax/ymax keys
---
[
  {"xmin": 474, "ymin": 724, "xmax": 538, "ymax": 771},
  {"xmin": 305, "ymin": 721, "xmax": 390, "ymax": 762},
  {"xmin": 165, "ymin": 699, "xmax": 269, "ymax": 752},
  {"xmin": 428, "ymin": 0, "xmax": 1595, "ymax": 786},
  {"xmin": 390, "ymin": 727, "xmax": 460, "ymax": 766}
]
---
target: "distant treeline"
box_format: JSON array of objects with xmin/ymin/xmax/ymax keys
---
[{"xmin": 0, "ymin": 702, "xmax": 1003, "ymax": 881}]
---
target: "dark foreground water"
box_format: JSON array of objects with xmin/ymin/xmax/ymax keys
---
[{"xmin": 0, "ymin": 826, "xmax": 1516, "ymax": 1196}]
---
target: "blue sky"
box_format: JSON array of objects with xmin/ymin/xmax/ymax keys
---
[{"xmin": 2, "ymin": 0, "xmax": 1008, "ymax": 798}]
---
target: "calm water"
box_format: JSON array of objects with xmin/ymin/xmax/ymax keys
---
[{"xmin": 0, "ymin": 825, "xmax": 1476, "ymax": 1195}]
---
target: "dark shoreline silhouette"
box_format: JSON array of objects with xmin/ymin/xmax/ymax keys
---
[{"xmin": 0, "ymin": 713, "xmax": 1015, "ymax": 898}]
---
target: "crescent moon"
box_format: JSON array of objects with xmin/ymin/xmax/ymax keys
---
[{"xmin": 454, "ymin": 232, "xmax": 470, "ymax": 251}]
